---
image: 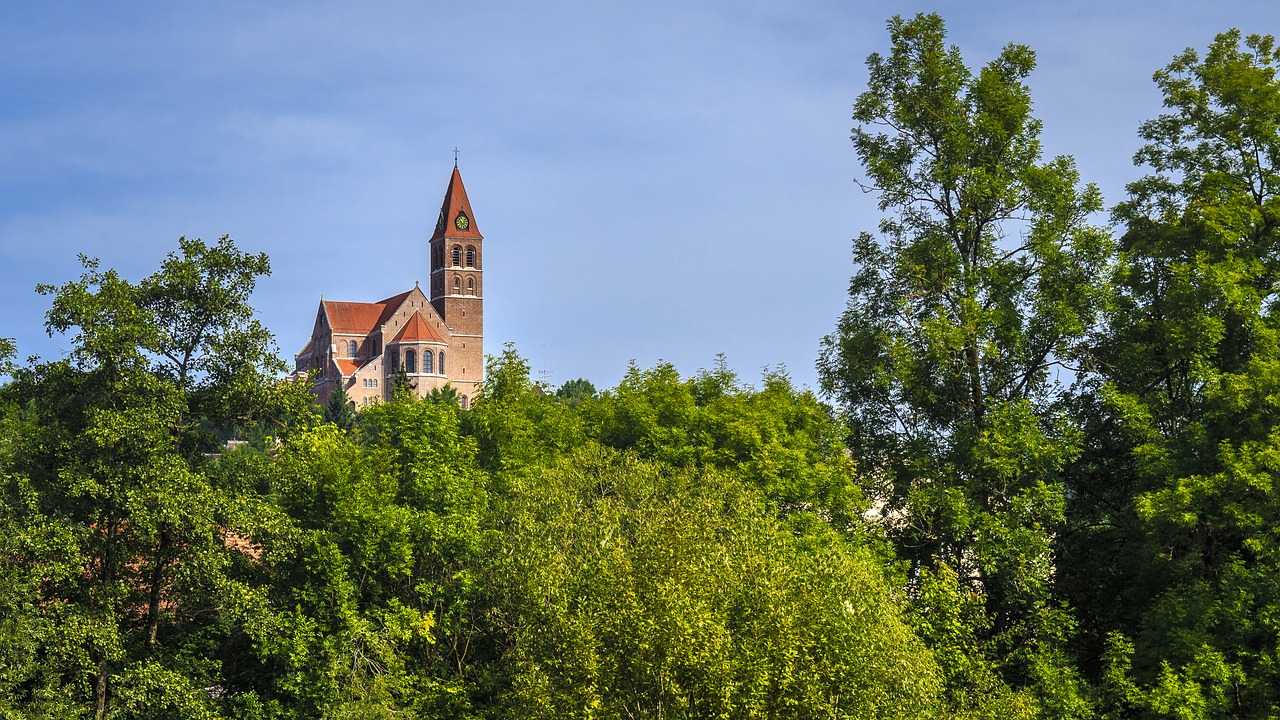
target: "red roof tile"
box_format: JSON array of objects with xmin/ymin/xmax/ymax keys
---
[
  {"xmin": 374, "ymin": 289, "xmax": 414, "ymax": 326},
  {"xmin": 391, "ymin": 312, "xmax": 447, "ymax": 344},
  {"xmin": 336, "ymin": 359, "xmax": 362, "ymax": 377},
  {"xmin": 324, "ymin": 300, "xmax": 385, "ymax": 334}
]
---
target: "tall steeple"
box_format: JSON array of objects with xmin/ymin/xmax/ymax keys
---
[
  {"xmin": 431, "ymin": 166, "xmax": 483, "ymax": 242},
  {"xmin": 428, "ymin": 165, "xmax": 483, "ymax": 393}
]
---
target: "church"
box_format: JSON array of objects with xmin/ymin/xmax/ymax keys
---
[{"xmin": 291, "ymin": 165, "xmax": 484, "ymax": 408}]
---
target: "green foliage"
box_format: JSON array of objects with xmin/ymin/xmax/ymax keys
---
[
  {"xmin": 468, "ymin": 344, "xmax": 587, "ymax": 472},
  {"xmin": 486, "ymin": 447, "xmax": 942, "ymax": 719},
  {"xmin": 211, "ymin": 348, "xmax": 928, "ymax": 718},
  {"xmin": 426, "ymin": 383, "xmax": 461, "ymax": 407},
  {"xmin": 0, "ymin": 336, "xmax": 16, "ymax": 377},
  {"xmin": 324, "ymin": 384, "xmax": 356, "ymax": 430},
  {"xmin": 583, "ymin": 358, "xmax": 865, "ymax": 531},
  {"xmin": 246, "ymin": 401, "xmax": 488, "ymax": 717},
  {"xmin": 819, "ymin": 13, "xmax": 1107, "ymax": 712},
  {"xmin": 1061, "ymin": 29, "xmax": 1280, "ymax": 719},
  {"xmin": 554, "ymin": 378, "xmax": 596, "ymax": 407},
  {"xmin": 10, "ymin": 18, "xmax": 1280, "ymax": 720},
  {"xmin": 388, "ymin": 363, "xmax": 414, "ymax": 398},
  {"xmin": 1, "ymin": 236, "xmax": 305, "ymax": 720}
]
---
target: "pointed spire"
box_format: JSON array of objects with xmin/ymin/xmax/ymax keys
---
[{"xmin": 432, "ymin": 165, "xmax": 482, "ymax": 240}]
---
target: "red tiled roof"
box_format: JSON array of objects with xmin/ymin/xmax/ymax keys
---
[
  {"xmin": 391, "ymin": 312, "xmax": 447, "ymax": 344},
  {"xmin": 375, "ymin": 289, "xmax": 414, "ymax": 326},
  {"xmin": 324, "ymin": 300, "xmax": 385, "ymax": 334},
  {"xmin": 335, "ymin": 358, "xmax": 362, "ymax": 377},
  {"xmin": 430, "ymin": 166, "xmax": 483, "ymax": 241},
  {"xmin": 295, "ymin": 338, "xmax": 314, "ymax": 358}
]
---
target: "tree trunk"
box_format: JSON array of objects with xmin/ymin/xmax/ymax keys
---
[
  {"xmin": 94, "ymin": 655, "xmax": 108, "ymax": 720},
  {"xmin": 95, "ymin": 520, "xmax": 119, "ymax": 720},
  {"xmin": 146, "ymin": 530, "xmax": 170, "ymax": 649},
  {"xmin": 966, "ymin": 341, "xmax": 984, "ymax": 426}
]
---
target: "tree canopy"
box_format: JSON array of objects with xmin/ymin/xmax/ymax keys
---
[{"xmin": 6, "ymin": 16, "xmax": 1280, "ymax": 720}]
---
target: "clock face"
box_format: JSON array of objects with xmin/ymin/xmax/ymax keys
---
[{"xmin": 455, "ymin": 212, "xmax": 470, "ymax": 231}]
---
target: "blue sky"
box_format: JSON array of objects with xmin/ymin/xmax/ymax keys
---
[{"xmin": 3, "ymin": 1, "xmax": 1279, "ymax": 391}]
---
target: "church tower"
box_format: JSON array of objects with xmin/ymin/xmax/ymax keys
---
[{"xmin": 428, "ymin": 165, "xmax": 484, "ymax": 393}]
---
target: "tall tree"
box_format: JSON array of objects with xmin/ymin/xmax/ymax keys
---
[
  {"xmin": 818, "ymin": 13, "xmax": 1109, "ymax": 714},
  {"xmin": 3, "ymin": 236, "xmax": 300, "ymax": 719},
  {"xmin": 1067, "ymin": 30, "xmax": 1280, "ymax": 718},
  {"xmin": 325, "ymin": 384, "xmax": 357, "ymax": 430}
]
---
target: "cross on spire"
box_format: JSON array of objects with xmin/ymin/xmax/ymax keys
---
[{"xmin": 453, "ymin": 147, "xmax": 459, "ymax": 167}]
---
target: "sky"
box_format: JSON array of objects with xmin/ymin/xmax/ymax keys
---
[{"xmin": 3, "ymin": 0, "xmax": 1279, "ymax": 393}]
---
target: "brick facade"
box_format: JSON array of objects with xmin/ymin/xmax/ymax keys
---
[{"xmin": 291, "ymin": 165, "xmax": 484, "ymax": 408}]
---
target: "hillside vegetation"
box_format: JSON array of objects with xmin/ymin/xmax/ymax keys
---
[{"xmin": 5, "ymin": 13, "xmax": 1280, "ymax": 719}]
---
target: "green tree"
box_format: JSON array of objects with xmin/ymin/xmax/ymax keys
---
[
  {"xmin": 388, "ymin": 363, "xmax": 415, "ymax": 398},
  {"xmin": 325, "ymin": 383, "xmax": 357, "ymax": 430},
  {"xmin": 2, "ymin": 236, "xmax": 298, "ymax": 719},
  {"xmin": 467, "ymin": 345, "xmax": 586, "ymax": 472},
  {"xmin": 483, "ymin": 447, "xmax": 943, "ymax": 719},
  {"xmin": 0, "ymin": 340, "xmax": 86, "ymax": 717},
  {"xmin": 818, "ymin": 13, "xmax": 1109, "ymax": 715},
  {"xmin": 243, "ymin": 384, "xmax": 490, "ymax": 717},
  {"xmin": 585, "ymin": 359, "xmax": 864, "ymax": 532},
  {"xmin": 554, "ymin": 378, "xmax": 597, "ymax": 407},
  {"xmin": 0, "ymin": 336, "xmax": 15, "ymax": 376},
  {"xmin": 426, "ymin": 383, "xmax": 461, "ymax": 407},
  {"xmin": 1066, "ymin": 30, "xmax": 1280, "ymax": 718}
]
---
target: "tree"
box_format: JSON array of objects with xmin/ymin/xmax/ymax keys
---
[
  {"xmin": 426, "ymin": 383, "xmax": 461, "ymax": 407},
  {"xmin": 239, "ymin": 381, "xmax": 489, "ymax": 717},
  {"xmin": 583, "ymin": 360, "xmax": 865, "ymax": 533},
  {"xmin": 482, "ymin": 447, "xmax": 943, "ymax": 719},
  {"xmin": 554, "ymin": 378, "xmax": 597, "ymax": 407},
  {"xmin": 818, "ymin": 13, "xmax": 1109, "ymax": 713},
  {"xmin": 468, "ymin": 345, "xmax": 586, "ymax": 472},
  {"xmin": 325, "ymin": 383, "xmax": 357, "ymax": 430},
  {"xmin": 39, "ymin": 236, "xmax": 280, "ymax": 447},
  {"xmin": 388, "ymin": 363, "xmax": 415, "ymax": 398},
  {"xmin": 0, "ymin": 337, "xmax": 15, "ymax": 376},
  {"xmin": 1065, "ymin": 30, "xmax": 1280, "ymax": 717},
  {"xmin": 3, "ymin": 236, "xmax": 294, "ymax": 719}
]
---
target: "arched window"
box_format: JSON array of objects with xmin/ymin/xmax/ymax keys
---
[
  {"xmin": 423, "ymin": 350, "xmax": 434, "ymax": 374},
  {"xmin": 451, "ymin": 245, "xmax": 462, "ymax": 267},
  {"xmin": 465, "ymin": 246, "xmax": 475, "ymax": 267},
  {"xmin": 438, "ymin": 351, "xmax": 446, "ymax": 374},
  {"xmin": 453, "ymin": 276, "xmax": 460, "ymax": 292},
  {"xmin": 461, "ymin": 395, "xmax": 469, "ymax": 410},
  {"xmin": 390, "ymin": 349, "xmax": 398, "ymax": 369},
  {"xmin": 405, "ymin": 349, "xmax": 417, "ymax": 373},
  {"xmin": 466, "ymin": 277, "xmax": 474, "ymax": 295},
  {"xmin": 349, "ymin": 340, "xmax": 358, "ymax": 357}
]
